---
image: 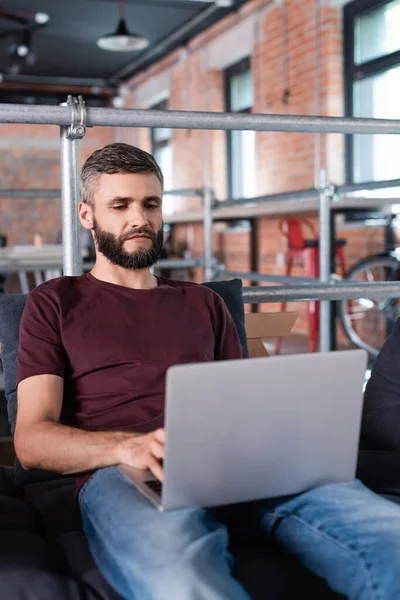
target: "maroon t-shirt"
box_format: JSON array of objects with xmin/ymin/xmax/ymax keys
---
[{"xmin": 17, "ymin": 273, "xmax": 245, "ymax": 490}]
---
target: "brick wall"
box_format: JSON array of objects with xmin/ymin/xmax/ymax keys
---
[{"xmin": 0, "ymin": 124, "xmax": 115, "ymax": 245}]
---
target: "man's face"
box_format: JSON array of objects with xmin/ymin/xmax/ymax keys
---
[{"xmin": 87, "ymin": 172, "xmax": 164, "ymax": 270}]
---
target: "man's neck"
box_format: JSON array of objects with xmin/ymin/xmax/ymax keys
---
[{"xmin": 90, "ymin": 261, "xmax": 158, "ymax": 290}]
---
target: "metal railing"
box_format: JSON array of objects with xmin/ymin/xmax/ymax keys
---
[
  {"xmin": 3, "ymin": 102, "xmax": 400, "ymax": 133},
  {"xmin": 241, "ymin": 282, "xmax": 400, "ymax": 304},
  {"xmin": 0, "ymin": 184, "xmax": 214, "ymax": 283},
  {"xmin": 220, "ymin": 270, "xmax": 317, "ymax": 285},
  {"xmin": 217, "ymin": 176, "xmax": 400, "ymax": 208},
  {"xmin": 218, "ymin": 175, "xmax": 400, "ymax": 351},
  {"xmin": 0, "ymin": 187, "xmax": 204, "ymax": 199},
  {"xmin": 2, "ymin": 96, "xmax": 400, "ymax": 354}
]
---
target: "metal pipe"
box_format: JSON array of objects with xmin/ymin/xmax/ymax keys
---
[
  {"xmin": 164, "ymin": 188, "xmax": 204, "ymax": 197},
  {"xmin": 155, "ymin": 258, "xmax": 202, "ymax": 269},
  {"xmin": 221, "ymin": 270, "xmax": 316, "ymax": 285},
  {"xmin": 216, "ymin": 177, "xmax": 400, "ymax": 207},
  {"xmin": 203, "ymin": 187, "xmax": 214, "ymax": 281},
  {"xmin": 319, "ymin": 170, "xmax": 332, "ymax": 353},
  {"xmin": 217, "ymin": 187, "xmax": 317, "ymax": 207},
  {"xmin": 313, "ymin": 0, "xmax": 322, "ymax": 188},
  {"xmin": 0, "ymin": 187, "xmax": 204, "ymax": 199},
  {"xmin": 18, "ymin": 271, "xmax": 29, "ymax": 295},
  {"xmin": 51, "ymin": 109, "xmax": 400, "ymax": 135},
  {"xmin": 2, "ymin": 176, "xmax": 397, "ymax": 203},
  {"xmin": 0, "ymin": 263, "xmax": 65, "ymax": 274},
  {"xmin": 60, "ymin": 127, "xmax": 82, "ymax": 276},
  {"xmin": 4, "ymin": 104, "xmax": 400, "ymax": 135},
  {"xmin": 241, "ymin": 282, "xmax": 400, "ymax": 303},
  {"xmin": 339, "ymin": 177, "xmax": 400, "ymax": 194},
  {"xmin": 0, "ymin": 189, "xmax": 61, "ymax": 199},
  {"xmin": 0, "ymin": 258, "xmax": 203, "ymax": 275}
]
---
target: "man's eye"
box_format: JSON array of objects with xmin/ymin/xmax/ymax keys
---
[
  {"xmin": 146, "ymin": 203, "xmax": 158, "ymax": 209},
  {"xmin": 113, "ymin": 205, "xmax": 126, "ymax": 210}
]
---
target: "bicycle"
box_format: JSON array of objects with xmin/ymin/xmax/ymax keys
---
[{"xmin": 338, "ymin": 237, "xmax": 400, "ymax": 359}]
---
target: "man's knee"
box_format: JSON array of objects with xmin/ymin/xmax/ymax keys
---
[
  {"xmin": 265, "ymin": 478, "xmax": 400, "ymax": 547},
  {"xmin": 285, "ymin": 479, "xmax": 392, "ymax": 517}
]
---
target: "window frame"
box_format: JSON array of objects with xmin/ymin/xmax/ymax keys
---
[
  {"xmin": 224, "ymin": 57, "xmax": 252, "ymax": 200},
  {"xmin": 344, "ymin": 0, "xmax": 400, "ymax": 183}
]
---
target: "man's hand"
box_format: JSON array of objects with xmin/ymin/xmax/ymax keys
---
[{"xmin": 116, "ymin": 428, "xmax": 165, "ymax": 481}]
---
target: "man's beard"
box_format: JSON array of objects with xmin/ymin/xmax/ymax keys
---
[{"xmin": 92, "ymin": 217, "xmax": 164, "ymax": 270}]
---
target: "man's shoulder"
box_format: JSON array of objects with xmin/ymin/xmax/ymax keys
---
[
  {"xmin": 161, "ymin": 277, "xmax": 200, "ymax": 289},
  {"xmin": 29, "ymin": 275, "xmax": 86, "ymax": 304},
  {"xmin": 160, "ymin": 277, "xmax": 215, "ymax": 297}
]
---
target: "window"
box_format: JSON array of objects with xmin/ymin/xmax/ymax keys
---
[
  {"xmin": 150, "ymin": 99, "xmax": 173, "ymax": 192},
  {"xmin": 224, "ymin": 58, "xmax": 255, "ymax": 199},
  {"xmin": 345, "ymin": 0, "xmax": 400, "ymax": 183}
]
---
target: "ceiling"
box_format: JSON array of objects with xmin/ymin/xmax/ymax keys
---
[{"xmin": 0, "ymin": 0, "xmax": 249, "ymax": 89}]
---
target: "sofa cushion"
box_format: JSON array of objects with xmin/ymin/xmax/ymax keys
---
[
  {"xmin": 0, "ymin": 293, "xmax": 27, "ymax": 434},
  {"xmin": 202, "ymin": 279, "xmax": 248, "ymax": 355}
]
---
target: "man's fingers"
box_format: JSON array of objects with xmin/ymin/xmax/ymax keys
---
[
  {"xmin": 150, "ymin": 439, "xmax": 164, "ymax": 460},
  {"xmin": 153, "ymin": 428, "xmax": 165, "ymax": 444},
  {"xmin": 148, "ymin": 457, "xmax": 164, "ymax": 482}
]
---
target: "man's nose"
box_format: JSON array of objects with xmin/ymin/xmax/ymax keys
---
[{"xmin": 128, "ymin": 205, "xmax": 149, "ymax": 229}]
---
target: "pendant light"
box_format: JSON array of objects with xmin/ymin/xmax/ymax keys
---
[{"xmin": 97, "ymin": 0, "xmax": 149, "ymax": 52}]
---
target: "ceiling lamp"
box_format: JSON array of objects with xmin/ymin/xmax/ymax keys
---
[
  {"xmin": 34, "ymin": 12, "xmax": 49, "ymax": 25},
  {"xmin": 97, "ymin": 0, "xmax": 149, "ymax": 52}
]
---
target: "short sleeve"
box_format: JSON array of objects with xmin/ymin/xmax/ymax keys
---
[
  {"xmin": 17, "ymin": 290, "xmax": 66, "ymax": 386},
  {"xmin": 211, "ymin": 292, "xmax": 247, "ymax": 361}
]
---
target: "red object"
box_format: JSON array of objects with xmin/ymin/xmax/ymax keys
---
[{"xmin": 276, "ymin": 218, "xmax": 346, "ymax": 354}]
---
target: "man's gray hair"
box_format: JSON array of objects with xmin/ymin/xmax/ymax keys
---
[{"xmin": 81, "ymin": 143, "xmax": 164, "ymax": 206}]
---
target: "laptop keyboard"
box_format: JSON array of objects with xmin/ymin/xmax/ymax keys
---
[{"xmin": 145, "ymin": 479, "xmax": 163, "ymax": 497}]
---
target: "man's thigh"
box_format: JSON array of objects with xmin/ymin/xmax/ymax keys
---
[
  {"xmin": 78, "ymin": 466, "xmax": 229, "ymax": 559},
  {"xmin": 255, "ymin": 479, "xmax": 400, "ymax": 598},
  {"xmin": 257, "ymin": 479, "xmax": 400, "ymax": 548},
  {"xmin": 78, "ymin": 468, "xmax": 252, "ymax": 600}
]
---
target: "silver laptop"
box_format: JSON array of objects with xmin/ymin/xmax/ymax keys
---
[{"xmin": 119, "ymin": 349, "xmax": 367, "ymax": 511}]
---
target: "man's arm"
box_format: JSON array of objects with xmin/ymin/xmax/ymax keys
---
[
  {"xmin": 15, "ymin": 374, "xmax": 165, "ymax": 480},
  {"xmin": 15, "ymin": 289, "xmax": 165, "ymax": 479}
]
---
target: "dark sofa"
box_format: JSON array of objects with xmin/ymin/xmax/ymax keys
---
[{"xmin": 0, "ymin": 283, "xmax": 342, "ymax": 599}]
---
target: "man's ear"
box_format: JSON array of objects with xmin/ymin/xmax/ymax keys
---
[{"xmin": 78, "ymin": 202, "xmax": 93, "ymax": 230}]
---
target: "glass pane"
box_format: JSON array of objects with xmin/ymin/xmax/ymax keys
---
[
  {"xmin": 353, "ymin": 65, "xmax": 400, "ymax": 182},
  {"xmin": 154, "ymin": 144, "xmax": 173, "ymax": 196},
  {"xmin": 231, "ymin": 130, "xmax": 256, "ymax": 199},
  {"xmin": 355, "ymin": 0, "xmax": 400, "ymax": 65},
  {"xmin": 230, "ymin": 70, "xmax": 253, "ymax": 112}
]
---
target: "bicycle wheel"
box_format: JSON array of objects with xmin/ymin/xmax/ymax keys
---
[{"xmin": 338, "ymin": 254, "xmax": 400, "ymax": 359}]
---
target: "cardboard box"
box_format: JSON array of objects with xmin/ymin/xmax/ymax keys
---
[{"xmin": 245, "ymin": 312, "xmax": 298, "ymax": 358}]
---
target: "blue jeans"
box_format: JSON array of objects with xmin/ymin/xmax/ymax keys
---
[{"xmin": 79, "ymin": 467, "xmax": 400, "ymax": 600}]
